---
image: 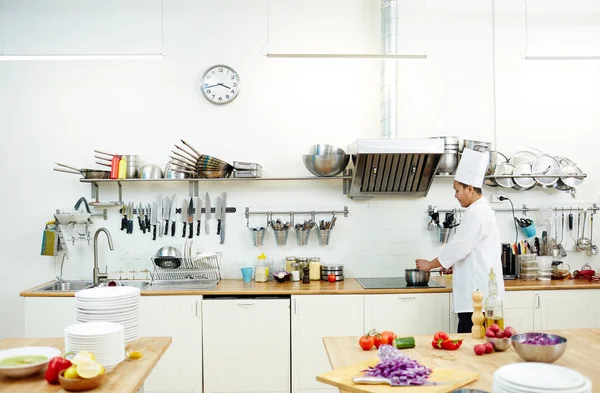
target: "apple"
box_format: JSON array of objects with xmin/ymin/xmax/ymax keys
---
[
  {"xmin": 489, "ymin": 324, "xmax": 501, "ymax": 333},
  {"xmin": 484, "ymin": 342, "xmax": 494, "ymax": 354},
  {"xmin": 485, "ymin": 329, "xmax": 496, "ymax": 338},
  {"xmin": 496, "ymin": 330, "xmax": 505, "ymax": 339},
  {"xmin": 504, "ymin": 326, "xmax": 516, "ymax": 338},
  {"xmin": 474, "ymin": 344, "xmax": 486, "ymax": 356}
]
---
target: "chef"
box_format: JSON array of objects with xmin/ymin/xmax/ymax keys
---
[{"xmin": 416, "ymin": 148, "xmax": 505, "ymax": 333}]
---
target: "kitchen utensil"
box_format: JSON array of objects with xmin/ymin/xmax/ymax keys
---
[
  {"xmin": 250, "ymin": 227, "xmax": 266, "ymax": 246},
  {"xmin": 532, "ymin": 155, "xmax": 560, "ymax": 188},
  {"xmin": 509, "ymin": 150, "xmax": 538, "ymax": 166},
  {"xmin": 493, "ymin": 162, "xmax": 515, "ymax": 188},
  {"xmin": 137, "ymin": 203, "xmax": 145, "ymax": 233},
  {"xmin": 309, "ymin": 144, "xmax": 346, "ymax": 155},
  {"xmin": 205, "ymin": 193, "xmax": 211, "ymax": 235},
  {"xmin": 194, "ymin": 196, "xmax": 202, "ymax": 236},
  {"xmin": 485, "ymin": 336, "xmax": 511, "ymax": 351},
  {"xmin": 157, "ymin": 197, "xmax": 163, "ymax": 237},
  {"xmin": 589, "ymin": 213, "xmax": 598, "ymax": 255},
  {"xmin": 173, "ymin": 140, "xmax": 234, "ymax": 178},
  {"xmin": 170, "ymin": 194, "xmax": 177, "ymax": 236},
  {"xmin": 121, "ymin": 154, "xmax": 139, "ymax": 179},
  {"xmin": 556, "ymin": 164, "xmax": 584, "ymax": 190},
  {"xmin": 151, "ymin": 202, "xmax": 158, "ymax": 240},
  {"xmin": 462, "ymin": 139, "xmax": 492, "ymax": 152},
  {"xmin": 511, "ymin": 333, "xmax": 567, "ymax": 363},
  {"xmin": 181, "ymin": 199, "xmax": 188, "ymax": 238},
  {"xmin": 138, "ymin": 164, "xmax": 163, "ymax": 179},
  {"xmin": 405, "ymin": 268, "xmax": 441, "ymax": 286},
  {"xmin": 163, "ymin": 197, "xmax": 171, "ymax": 236},
  {"xmin": 165, "ymin": 160, "xmax": 190, "ymax": 179},
  {"xmin": 0, "ymin": 346, "xmax": 61, "ymax": 378},
  {"xmin": 54, "ymin": 163, "xmax": 110, "ymax": 179},
  {"xmin": 220, "ymin": 192, "xmax": 227, "ymax": 244},
  {"xmin": 512, "ymin": 162, "xmax": 536, "ymax": 191},
  {"xmin": 154, "ymin": 246, "xmax": 182, "ymax": 269},
  {"xmin": 302, "ymin": 154, "xmax": 350, "ymax": 177},
  {"xmin": 232, "ymin": 161, "xmax": 263, "ymax": 178},
  {"xmin": 187, "ymin": 197, "xmax": 194, "ymax": 239},
  {"xmin": 484, "ymin": 151, "xmax": 508, "ymax": 187},
  {"xmin": 439, "ymin": 227, "xmax": 452, "ymax": 243},
  {"xmin": 557, "ymin": 212, "xmax": 567, "ymax": 257},
  {"xmin": 215, "ymin": 197, "xmax": 223, "ymax": 235},
  {"xmin": 577, "ymin": 210, "xmax": 590, "ymax": 251}
]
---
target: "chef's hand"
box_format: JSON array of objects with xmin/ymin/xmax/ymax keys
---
[{"xmin": 415, "ymin": 259, "xmax": 432, "ymax": 271}]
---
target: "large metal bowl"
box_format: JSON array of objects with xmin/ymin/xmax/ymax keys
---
[
  {"xmin": 309, "ymin": 144, "xmax": 346, "ymax": 155},
  {"xmin": 511, "ymin": 333, "xmax": 567, "ymax": 363},
  {"xmin": 154, "ymin": 246, "xmax": 182, "ymax": 269},
  {"xmin": 302, "ymin": 154, "xmax": 349, "ymax": 177}
]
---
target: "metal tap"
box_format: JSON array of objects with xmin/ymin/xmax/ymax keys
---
[{"xmin": 93, "ymin": 228, "xmax": 114, "ymax": 286}]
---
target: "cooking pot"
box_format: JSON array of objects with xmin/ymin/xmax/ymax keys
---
[
  {"xmin": 405, "ymin": 268, "xmax": 442, "ymax": 286},
  {"xmin": 484, "ymin": 151, "xmax": 508, "ymax": 187},
  {"xmin": 462, "ymin": 139, "xmax": 492, "ymax": 153}
]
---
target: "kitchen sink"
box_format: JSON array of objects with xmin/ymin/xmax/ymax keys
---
[
  {"xmin": 37, "ymin": 281, "xmax": 94, "ymax": 292},
  {"xmin": 97, "ymin": 280, "xmax": 151, "ymax": 289}
]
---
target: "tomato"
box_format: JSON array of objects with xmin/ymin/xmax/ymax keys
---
[
  {"xmin": 358, "ymin": 335, "xmax": 374, "ymax": 351},
  {"xmin": 328, "ymin": 274, "xmax": 336, "ymax": 283},
  {"xmin": 373, "ymin": 333, "xmax": 387, "ymax": 349},
  {"xmin": 381, "ymin": 331, "xmax": 397, "ymax": 345}
]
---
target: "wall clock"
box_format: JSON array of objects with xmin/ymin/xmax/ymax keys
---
[{"xmin": 201, "ymin": 65, "xmax": 240, "ymax": 105}]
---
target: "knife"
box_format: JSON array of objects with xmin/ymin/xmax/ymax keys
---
[
  {"xmin": 220, "ymin": 192, "xmax": 227, "ymax": 244},
  {"xmin": 138, "ymin": 202, "xmax": 145, "ymax": 233},
  {"xmin": 163, "ymin": 196, "xmax": 171, "ymax": 236},
  {"xmin": 215, "ymin": 197, "xmax": 222, "ymax": 235},
  {"xmin": 151, "ymin": 202, "xmax": 158, "ymax": 240},
  {"xmin": 157, "ymin": 196, "xmax": 163, "ymax": 237},
  {"xmin": 121, "ymin": 202, "xmax": 127, "ymax": 231},
  {"xmin": 187, "ymin": 197, "xmax": 194, "ymax": 239},
  {"xmin": 181, "ymin": 199, "xmax": 188, "ymax": 238},
  {"xmin": 127, "ymin": 202, "xmax": 134, "ymax": 234},
  {"xmin": 194, "ymin": 196, "xmax": 202, "ymax": 236},
  {"xmin": 146, "ymin": 203, "xmax": 151, "ymax": 233},
  {"xmin": 170, "ymin": 194, "xmax": 177, "ymax": 236},
  {"xmin": 205, "ymin": 193, "xmax": 211, "ymax": 234}
]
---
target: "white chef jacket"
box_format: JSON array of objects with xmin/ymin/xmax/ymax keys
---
[{"xmin": 438, "ymin": 198, "xmax": 505, "ymax": 313}]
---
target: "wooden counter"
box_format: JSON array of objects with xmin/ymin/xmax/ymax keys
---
[
  {"xmin": 321, "ymin": 329, "xmax": 600, "ymax": 392},
  {"xmin": 0, "ymin": 337, "xmax": 171, "ymax": 393},
  {"xmin": 21, "ymin": 276, "xmax": 600, "ymax": 297}
]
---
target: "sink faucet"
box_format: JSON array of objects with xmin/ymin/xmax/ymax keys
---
[{"xmin": 93, "ymin": 228, "xmax": 114, "ymax": 286}]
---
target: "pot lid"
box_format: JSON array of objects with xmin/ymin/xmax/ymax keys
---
[
  {"xmin": 494, "ymin": 162, "xmax": 515, "ymax": 188},
  {"xmin": 509, "ymin": 151, "xmax": 538, "ymax": 166},
  {"xmin": 513, "ymin": 163, "xmax": 536, "ymax": 188},
  {"xmin": 559, "ymin": 164, "xmax": 584, "ymax": 187},
  {"xmin": 532, "ymin": 155, "xmax": 560, "ymax": 186}
]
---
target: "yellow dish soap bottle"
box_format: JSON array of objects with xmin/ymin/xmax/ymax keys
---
[{"xmin": 484, "ymin": 267, "xmax": 504, "ymax": 330}]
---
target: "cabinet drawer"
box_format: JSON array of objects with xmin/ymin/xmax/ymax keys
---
[{"xmin": 504, "ymin": 291, "xmax": 534, "ymax": 310}]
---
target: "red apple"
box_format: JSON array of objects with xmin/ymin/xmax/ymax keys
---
[
  {"xmin": 495, "ymin": 330, "xmax": 505, "ymax": 338},
  {"xmin": 504, "ymin": 326, "xmax": 516, "ymax": 338},
  {"xmin": 474, "ymin": 344, "xmax": 486, "ymax": 356},
  {"xmin": 484, "ymin": 342, "xmax": 494, "ymax": 354},
  {"xmin": 485, "ymin": 329, "xmax": 496, "ymax": 338},
  {"xmin": 489, "ymin": 324, "xmax": 501, "ymax": 333}
]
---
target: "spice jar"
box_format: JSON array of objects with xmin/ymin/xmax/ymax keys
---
[
  {"xmin": 297, "ymin": 257, "xmax": 308, "ymax": 279},
  {"xmin": 302, "ymin": 267, "xmax": 310, "ymax": 284},
  {"xmin": 285, "ymin": 256, "xmax": 297, "ymax": 273},
  {"xmin": 309, "ymin": 257, "xmax": 321, "ymax": 281}
]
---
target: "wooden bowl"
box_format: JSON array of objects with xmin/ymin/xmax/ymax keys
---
[{"xmin": 59, "ymin": 370, "xmax": 106, "ymax": 391}]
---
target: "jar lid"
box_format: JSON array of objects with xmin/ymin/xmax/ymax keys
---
[
  {"xmin": 309, "ymin": 257, "xmax": 321, "ymax": 261},
  {"xmin": 321, "ymin": 264, "xmax": 343, "ymax": 270},
  {"xmin": 297, "ymin": 257, "xmax": 308, "ymax": 262},
  {"xmin": 285, "ymin": 256, "xmax": 297, "ymax": 260}
]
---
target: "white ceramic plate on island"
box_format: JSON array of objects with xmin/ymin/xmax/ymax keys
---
[{"xmin": 0, "ymin": 346, "xmax": 61, "ymax": 378}]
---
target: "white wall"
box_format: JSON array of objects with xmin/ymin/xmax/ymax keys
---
[{"xmin": 1, "ymin": 0, "xmax": 599, "ymax": 339}]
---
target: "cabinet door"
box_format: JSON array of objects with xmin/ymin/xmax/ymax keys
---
[
  {"xmin": 24, "ymin": 297, "xmax": 76, "ymax": 337},
  {"xmin": 292, "ymin": 295, "xmax": 364, "ymax": 393},
  {"xmin": 139, "ymin": 296, "xmax": 203, "ymax": 393},
  {"xmin": 534, "ymin": 290, "xmax": 594, "ymax": 330},
  {"xmin": 503, "ymin": 291, "xmax": 534, "ymax": 332},
  {"xmin": 364, "ymin": 294, "xmax": 450, "ymax": 336},
  {"xmin": 202, "ymin": 298, "xmax": 290, "ymax": 393}
]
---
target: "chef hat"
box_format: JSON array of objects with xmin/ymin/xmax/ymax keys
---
[{"xmin": 454, "ymin": 148, "xmax": 489, "ymax": 188}]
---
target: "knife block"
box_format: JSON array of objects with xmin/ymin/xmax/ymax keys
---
[{"xmin": 471, "ymin": 290, "xmax": 485, "ymax": 339}]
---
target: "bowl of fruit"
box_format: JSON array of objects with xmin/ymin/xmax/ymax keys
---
[
  {"xmin": 58, "ymin": 352, "xmax": 106, "ymax": 392},
  {"xmin": 484, "ymin": 324, "xmax": 516, "ymax": 352}
]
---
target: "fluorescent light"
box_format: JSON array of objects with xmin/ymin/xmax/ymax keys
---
[
  {"xmin": 0, "ymin": 54, "xmax": 164, "ymax": 61},
  {"xmin": 523, "ymin": 55, "xmax": 600, "ymax": 61},
  {"xmin": 265, "ymin": 53, "xmax": 427, "ymax": 60}
]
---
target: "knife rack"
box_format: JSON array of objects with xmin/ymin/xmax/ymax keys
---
[
  {"xmin": 245, "ymin": 206, "xmax": 349, "ymax": 227},
  {"xmin": 120, "ymin": 207, "xmax": 236, "ymax": 215}
]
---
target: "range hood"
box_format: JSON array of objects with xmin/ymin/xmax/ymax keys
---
[{"xmin": 346, "ymin": 139, "xmax": 444, "ymax": 199}]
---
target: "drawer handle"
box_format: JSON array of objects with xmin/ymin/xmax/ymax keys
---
[
  {"xmin": 397, "ymin": 296, "xmax": 416, "ymax": 300},
  {"xmin": 238, "ymin": 302, "xmax": 254, "ymax": 307}
]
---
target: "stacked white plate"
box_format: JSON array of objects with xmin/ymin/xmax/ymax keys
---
[
  {"xmin": 64, "ymin": 322, "xmax": 125, "ymax": 372},
  {"xmin": 493, "ymin": 363, "xmax": 592, "ymax": 393},
  {"xmin": 75, "ymin": 286, "xmax": 140, "ymax": 343}
]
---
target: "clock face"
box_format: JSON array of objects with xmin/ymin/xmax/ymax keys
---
[{"xmin": 201, "ymin": 65, "xmax": 240, "ymax": 105}]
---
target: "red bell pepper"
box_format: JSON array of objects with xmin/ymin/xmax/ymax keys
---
[
  {"xmin": 441, "ymin": 339, "xmax": 463, "ymax": 351},
  {"xmin": 45, "ymin": 355, "xmax": 72, "ymax": 384},
  {"xmin": 433, "ymin": 331, "xmax": 449, "ymax": 341}
]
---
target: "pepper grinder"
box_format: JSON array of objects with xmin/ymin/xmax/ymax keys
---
[
  {"xmin": 471, "ymin": 290, "xmax": 485, "ymax": 339},
  {"xmin": 302, "ymin": 267, "xmax": 310, "ymax": 284}
]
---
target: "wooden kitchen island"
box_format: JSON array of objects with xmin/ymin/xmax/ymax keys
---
[
  {"xmin": 320, "ymin": 329, "xmax": 600, "ymax": 392},
  {"xmin": 0, "ymin": 337, "xmax": 171, "ymax": 393}
]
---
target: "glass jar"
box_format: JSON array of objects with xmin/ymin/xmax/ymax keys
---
[
  {"xmin": 297, "ymin": 257, "xmax": 308, "ymax": 279},
  {"xmin": 285, "ymin": 256, "xmax": 297, "ymax": 273},
  {"xmin": 309, "ymin": 257, "xmax": 321, "ymax": 281}
]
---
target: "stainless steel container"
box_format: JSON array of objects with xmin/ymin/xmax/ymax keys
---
[
  {"xmin": 121, "ymin": 155, "xmax": 140, "ymax": 179},
  {"xmin": 462, "ymin": 139, "xmax": 492, "ymax": 152},
  {"xmin": 405, "ymin": 269, "xmax": 431, "ymax": 286}
]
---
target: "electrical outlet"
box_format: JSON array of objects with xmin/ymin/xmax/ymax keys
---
[{"xmin": 490, "ymin": 195, "xmax": 505, "ymax": 203}]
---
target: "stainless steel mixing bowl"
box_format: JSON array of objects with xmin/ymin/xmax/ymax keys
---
[{"xmin": 302, "ymin": 154, "xmax": 350, "ymax": 177}]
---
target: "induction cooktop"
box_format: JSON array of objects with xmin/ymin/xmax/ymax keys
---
[{"xmin": 356, "ymin": 277, "xmax": 446, "ymax": 289}]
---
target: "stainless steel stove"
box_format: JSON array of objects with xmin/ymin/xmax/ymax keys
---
[{"xmin": 356, "ymin": 277, "xmax": 446, "ymax": 289}]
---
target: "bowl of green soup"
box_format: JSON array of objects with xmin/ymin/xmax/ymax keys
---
[{"xmin": 0, "ymin": 346, "xmax": 60, "ymax": 378}]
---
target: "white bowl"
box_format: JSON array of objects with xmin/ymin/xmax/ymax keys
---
[{"xmin": 0, "ymin": 346, "xmax": 61, "ymax": 378}]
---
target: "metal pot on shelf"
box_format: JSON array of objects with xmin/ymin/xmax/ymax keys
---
[{"xmin": 429, "ymin": 136, "xmax": 459, "ymax": 175}]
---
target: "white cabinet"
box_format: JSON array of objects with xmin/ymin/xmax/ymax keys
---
[
  {"xmin": 24, "ymin": 297, "xmax": 76, "ymax": 337},
  {"xmin": 292, "ymin": 295, "xmax": 364, "ymax": 393},
  {"xmin": 139, "ymin": 296, "xmax": 203, "ymax": 393},
  {"xmin": 202, "ymin": 297, "xmax": 290, "ymax": 393},
  {"xmin": 364, "ymin": 294, "xmax": 450, "ymax": 336},
  {"xmin": 503, "ymin": 291, "xmax": 535, "ymax": 332},
  {"xmin": 533, "ymin": 290, "xmax": 595, "ymax": 330}
]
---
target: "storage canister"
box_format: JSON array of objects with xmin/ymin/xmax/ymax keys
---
[
  {"xmin": 285, "ymin": 256, "xmax": 296, "ymax": 273},
  {"xmin": 309, "ymin": 257, "xmax": 321, "ymax": 281},
  {"xmin": 297, "ymin": 257, "xmax": 308, "ymax": 279}
]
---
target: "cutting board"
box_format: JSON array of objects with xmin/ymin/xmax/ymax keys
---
[{"xmin": 317, "ymin": 358, "xmax": 479, "ymax": 393}]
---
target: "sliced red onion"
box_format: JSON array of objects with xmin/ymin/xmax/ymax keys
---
[{"xmin": 363, "ymin": 344, "xmax": 431, "ymax": 386}]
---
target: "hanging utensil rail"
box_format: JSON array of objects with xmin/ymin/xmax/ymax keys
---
[
  {"xmin": 245, "ymin": 206, "xmax": 349, "ymax": 227},
  {"xmin": 429, "ymin": 204, "xmax": 598, "ymax": 216}
]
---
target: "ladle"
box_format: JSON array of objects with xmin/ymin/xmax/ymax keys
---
[{"xmin": 577, "ymin": 210, "xmax": 591, "ymax": 251}]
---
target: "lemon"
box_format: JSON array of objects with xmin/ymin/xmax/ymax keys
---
[
  {"xmin": 63, "ymin": 365, "xmax": 79, "ymax": 379},
  {"xmin": 76, "ymin": 360, "xmax": 103, "ymax": 379},
  {"xmin": 70, "ymin": 351, "xmax": 94, "ymax": 365}
]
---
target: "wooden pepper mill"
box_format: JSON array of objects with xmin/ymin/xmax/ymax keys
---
[{"xmin": 471, "ymin": 290, "xmax": 485, "ymax": 339}]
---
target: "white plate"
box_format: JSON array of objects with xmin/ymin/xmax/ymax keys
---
[
  {"xmin": 65, "ymin": 322, "xmax": 123, "ymax": 337},
  {"xmin": 494, "ymin": 377, "xmax": 592, "ymax": 393},
  {"xmin": 0, "ymin": 346, "xmax": 61, "ymax": 378},
  {"xmin": 76, "ymin": 299, "xmax": 139, "ymax": 307},
  {"xmin": 75, "ymin": 286, "xmax": 140, "ymax": 300},
  {"xmin": 494, "ymin": 363, "xmax": 589, "ymax": 390},
  {"xmin": 76, "ymin": 310, "xmax": 139, "ymax": 318}
]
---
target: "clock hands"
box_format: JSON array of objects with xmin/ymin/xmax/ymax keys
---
[
  {"xmin": 218, "ymin": 83, "xmax": 231, "ymax": 89},
  {"xmin": 204, "ymin": 83, "xmax": 231, "ymax": 89}
]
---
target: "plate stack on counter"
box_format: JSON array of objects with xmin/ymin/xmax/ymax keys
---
[
  {"xmin": 321, "ymin": 264, "xmax": 344, "ymax": 281},
  {"xmin": 64, "ymin": 322, "xmax": 125, "ymax": 372},
  {"xmin": 75, "ymin": 286, "xmax": 140, "ymax": 343},
  {"xmin": 493, "ymin": 363, "xmax": 592, "ymax": 393}
]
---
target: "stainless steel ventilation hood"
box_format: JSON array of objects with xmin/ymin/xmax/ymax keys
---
[{"xmin": 346, "ymin": 139, "xmax": 444, "ymax": 199}]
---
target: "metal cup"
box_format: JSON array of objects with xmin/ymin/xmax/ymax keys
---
[
  {"xmin": 250, "ymin": 228, "xmax": 266, "ymax": 247},
  {"xmin": 273, "ymin": 230, "xmax": 289, "ymax": 246},
  {"xmin": 439, "ymin": 227, "xmax": 452, "ymax": 243},
  {"xmin": 296, "ymin": 229, "xmax": 312, "ymax": 246},
  {"xmin": 317, "ymin": 229, "xmax": 331, "ymax": 246}
]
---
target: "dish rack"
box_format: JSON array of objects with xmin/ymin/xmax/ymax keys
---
[{"xmin": 150, "ymin": 252, "xmax": 221, "ymax": 284}]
